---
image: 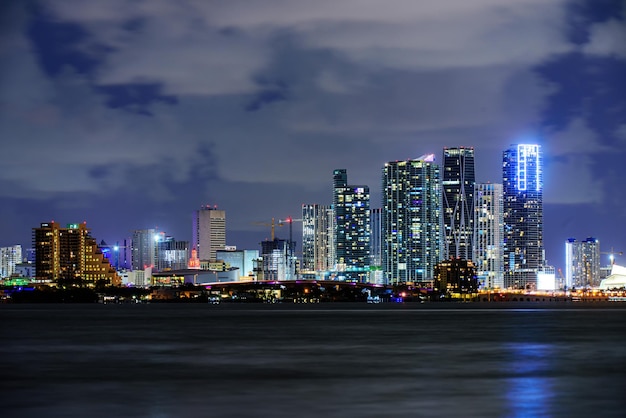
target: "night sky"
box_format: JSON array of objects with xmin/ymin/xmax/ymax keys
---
[{"xmin": 1, "ymin": 0, "xmax": 625, "ymax": 272}]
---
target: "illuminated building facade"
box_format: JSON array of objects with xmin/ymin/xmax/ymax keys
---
[
  {"xmin": 382, "ymin": 155, "xmax": 442, "ymax": 285},
  {"xmin": 333, "ymin": 169, "xmax": 371, "ymax": 282},
  {"xmin": 369, "ymin": 208, "xmax": 383, "ymax": 283},
  {"xmin": 442, "ymin": 147, "xmax": 475, "ymax": 260},
  {"xmin": 131, "ymin": 229, "xmax": 156, "ymax": 270},
  {"xmin": 33, "ymin": 222, "xmax": 120, "ymax": 286},
  {"xmin": 192, "ymin": 206, "xmax": 226, "ymax": 262},
  {"xmin": 502, "ymin": 144, "xmax": 544, "ymax": 289},
  {"xmin": 1, "ymin": 245, "xmax": 22, "ymax": 278},
  {"xmin": 302, "ymin": 204, "xmax": 335, "ymax": 274},
  {"xmin": 155, "ymin": 236, "xmax": 189, "ymax": 272},
  {"xmin": 473, "ymin": 183, "xmax": 504, "ymax": 289},
  {"xmin": 260, "ymin": 239, "xmax": 296, "ymax": 281},
  {"xmin": 216, "ymin": 249, "xmax": 260, "ymax": 279},
  {"xmin": 565, "ymin": 237, "xmax": 601, "ymax": 288},
  {"xmin": 434, "ymin": 258, "xmax": 478, "ymax": 296}
]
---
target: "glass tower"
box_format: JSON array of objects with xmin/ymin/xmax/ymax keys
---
[
  {"xmin": 382, "ymin": 155, "xmax": 442, "ymax": 285},
  {"xmin": 565, "ymin": 237, "xmax": 601, "ymax": 288},
  {"xmin": 442, "ymin": 147, "xmax": 475, "ymax": 260},
  {"xmin": 502, "ymin": 144, "xmax": 544, "ymax": 289},
  {"xmin": 302, "ymin": 204, "xmax": 335, "ymax": 274},
  {"xmin": 473, "ymin": 183, "xmax": 504, "ymax": 289},
  {"xmin": 333, "ymin": 169, "xmax": 370, "ymax": 282}
]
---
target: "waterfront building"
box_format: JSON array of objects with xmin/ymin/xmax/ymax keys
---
[
  {"xmin": 14, "ymin": 262, "xmax": 35, "ymax": 279},
  {"xmin": 434, "ymin": 258, "xmax": 478, "ymax": 296},
  {"xmin": 33, "ymin": 221, "xmax": 120, "ymax": 286},
  {"xmin": 192, "ymin": 205, "xmax": 226, "ymax": 262},
  {"xmin": 1, "ymin": 245, "xmax": 22, "ymax": 278},
  {"xmin": 442, "ymin": 147, "xmax": 475, "ymax": 260},
  {"xmin": 502, "ymin": 144, "xmax": 544, "ymax": 289},
  {"xmin": 216, "ymin": 249, "xmax": 259, "ymax": 279},
  {"xmin": 369, "ymin": 208, "xmax": 383, "ymax": 284},
  {"xmin": 155, "ymin": 236, "xmax": 190, "ymax": 272},
  {"xmin": 302, "ymin": 204, "xmax": 335, "ymax": 274},
  {"xmin": 473, "ymin": 183, "xmax": 504, "ymax": 289},
  {"xmin": 131, "ymin": 229, "xmax": 156, "ymax": 270},
  {"xmin": 382, "ymin": 155, "xmax": 442, "ymax": 285},
  {"xmin": 260, "ymin": 239, "xmax": 296, "ymax": 281},
  {"xmin": 333, "ymin": 169, "xmax": 371, "ymax": 282},
  {"xmin": 565, "ymin": 237, "xmax": 601, "ymax": 288}
]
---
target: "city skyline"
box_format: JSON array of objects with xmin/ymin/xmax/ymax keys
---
[{"xmin": 1, "ymin": 1, "xmax": 625, "ymax": 273}]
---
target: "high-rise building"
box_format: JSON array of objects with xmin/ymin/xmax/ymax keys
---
[
  {"xmin": 502, "ymin": 144, "xmax": 544, "ymax": 289},
  {"xmin": 565, "ymin": 237, "xmax": 601, "ymax": 288},
  {"xmin": 369, "ymin": 208, "xmax": 383, "ymax": 284},
  {"xmin": 260, "ymin": 239, "xmax": 296, "ymax": 281},
  {"xmin": 473, "ymin": 183, "xmax": 504, "ymax": 289},
  {"xmin": 192, "ymin": 206, "xmax": 226, "ymax": 262},
  {"xmin": 302, "ymin": 204, "xmax": 335, "ymax": 274},
  {"xmin": 382, "ymin": 155, "xmax": 442, "ymax": 285},
  {"xmin": 131, "ymin": 229, "xmax": 156, "ymax": 270},
  {"xmin": 1, "ymin": 245, "xmax": 22, "ymax": 278},
  {"xmin": 442, "ymin": 147, "xmax": 475, "ymax": 260},
  {"xmin": 33, "ymin": 222, "xmax": 120, "ymax": 286},
  {"xmin": 155, "ymin": 236, "xmax": 190, "ymax": 272},
  {"xmin": 333, "ymin": 169, "xmax": 370, "ymax": 282}
]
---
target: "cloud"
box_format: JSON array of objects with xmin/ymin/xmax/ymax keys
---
[
  {"xmin": 582, "ymin": 18, "xmax": 626, "ymax": 58},
  {"xmin": 543, "ymin": 117, "xmax": 610, "ymax": 205},
  {"xmin": 2, "ymin": 0, "xmax": 624, "ymax": 253}
]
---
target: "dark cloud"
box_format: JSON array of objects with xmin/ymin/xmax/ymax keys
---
[
  {"xmin": 26, "ymin": 4, "xmax": 109, "ymax": 77},
  {"xmin": 566, "ymin": 0, "xmax": 625, "ymax": 44},
  {"xmin": 97, "ymin": 82, "xmax": 178, "ymax": 114}
]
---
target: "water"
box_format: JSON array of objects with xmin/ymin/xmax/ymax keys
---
[{"xmin": 2, "ymin": 303, "xmax": 625, "ymax": 417}]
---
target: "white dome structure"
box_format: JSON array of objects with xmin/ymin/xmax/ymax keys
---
[{"xmin": 599, "ymin": 264, "xmax": 626, "ymax": 290}]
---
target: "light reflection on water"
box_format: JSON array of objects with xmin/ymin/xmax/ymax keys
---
[
  {"xmin": 505, "ymin": 343, "xmax": 554, "ymax": 418},
  {"xmin": 1, "ymin": 304, "xmax": 625, "ymax": 417}
]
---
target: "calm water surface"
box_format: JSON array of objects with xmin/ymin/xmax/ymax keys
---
[{"xmin": 1, "ymin": 303, "xmax": 625, "ymax": 417}]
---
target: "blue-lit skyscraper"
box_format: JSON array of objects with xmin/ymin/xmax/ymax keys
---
[
  {"xmin": 502, "ymin": 144, "xmax": 544, "ymax": 289},
  {"xmin": 382, "ymin": 155, "xmax": 442, "ymax": 285},
  {"xmin": 333, "ymin": 169, "xmax": 370, "ymax": 282}
]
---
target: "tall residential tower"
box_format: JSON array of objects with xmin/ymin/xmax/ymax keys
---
[
  {"xmin": 333, "ymin": 169, "xmax": 370, "ymax": 282},
  {"xmin": 382, "ymin": 155, "xmax": 442, "ymax": 285},
  {"xmin": 473, "ymin": 183, "xmax": 504, "ymax": 289},
  {"xmin": 442, "ymin": 147, "xmax": 475, "ymax": 260},
  {"xmin": 502, "ymin": 144, "xmax": 544, "ymax": 289}
]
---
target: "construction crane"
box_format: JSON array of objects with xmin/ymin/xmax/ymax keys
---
[
  {"xmin": 251, "ymin": 218, "xmax": 285, "ymax": 241},
  {"xmin": 279, "ymin": 217, "xmax": 303, "ymax": 252},
  {"xmin": 601, "ymin": 248, "xmax": 623, "ymax": 266}
]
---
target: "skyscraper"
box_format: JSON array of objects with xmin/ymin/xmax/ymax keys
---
[
  {"xmin": 473, "ymin": 183, "xmax": 504, "ymax": 289},
  {"xmin": 502, "ymin": 144, "xmax": 544, "ymax": 289},
  {"xmin": 565, "ymin": 237, "xmax": 601, "ymax": 288},
  {"xmin": 33, "ymin": 222, "xmax": 120, "ymax": 286},
  {"xmin": 382, "ymin": 155, "xmax": 442, "ymax": 285},
  {"xmin": 333, "ymin": 169, "xmax": 370, "ymax": 282},
  {"xmin": 131, "ymin": 229, "xmax": 156, "ymax": 270},
  {"xmin": 369, "ymin": 208, "xmax": 384, "ymax": 284},
  {"xmin": 302, "ymin": 204, "xmax": 335, "ymax": 275},
  {"xmin": 192, "ymin": 205, "xmax": 226, "ymax": 262},
  {"xmin": 442, "ymin": 147, "xmax": 475, "ymax": 260}
]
